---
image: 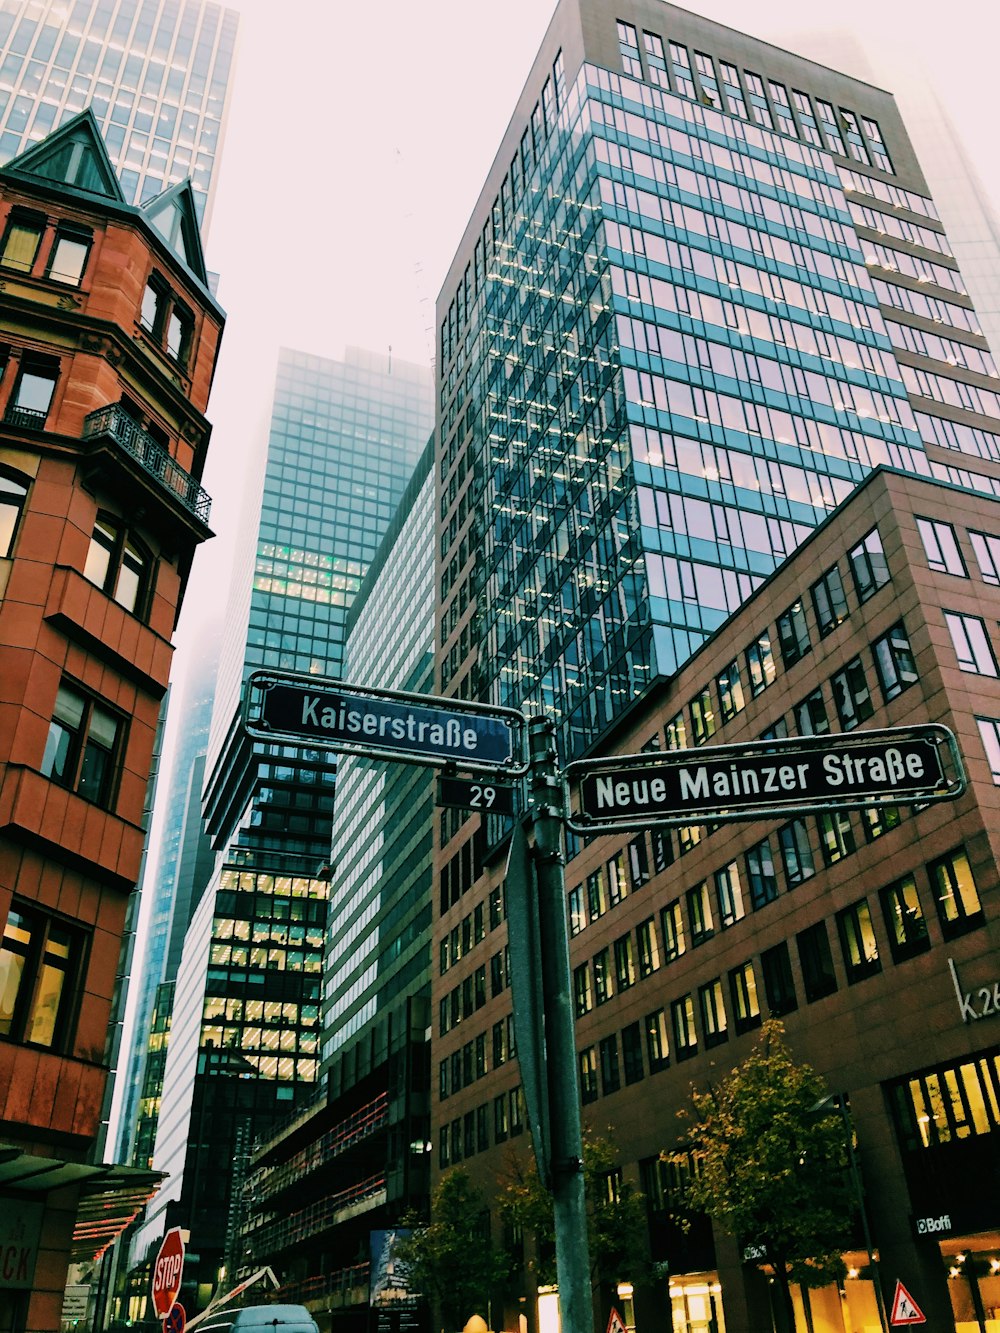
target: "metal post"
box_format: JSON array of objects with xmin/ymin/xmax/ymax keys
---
[
  {"xmin": 838, "ymin": 1096, "xmax": 889, "ymax": 1333},
  {"xmin": 527, "ymin": 715, "xmax": 594, "ymax": 1333}
]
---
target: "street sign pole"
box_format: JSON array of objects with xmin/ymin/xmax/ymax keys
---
[{"xmin": 526, "ymin": 715, "xmax": 593, "ymax": 1333}]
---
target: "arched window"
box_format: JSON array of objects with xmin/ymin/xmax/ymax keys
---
[
  {"xmin": 0, "ymin": 468, "xmax": 30, "ymax": 557},
  {"xmin": 83, "ymin": 515, "xmax": 153, "ymax": 616}
]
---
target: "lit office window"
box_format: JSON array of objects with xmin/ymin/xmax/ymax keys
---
[
  {"xmin": 729, "ymin": 960, "xmax": 761, "ymax": 1034},
  {"xmin": 836, "ymin": 900, "xmax": 881, "ymax": 983},
  {"xmin": 879, "ymin": 875, "xmax": 930, "ymax": 963},
  {"xmin": 929, "ymin": 848, "xmax": 984, "ymax": 938}
]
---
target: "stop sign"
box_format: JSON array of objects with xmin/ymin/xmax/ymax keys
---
[{"xmin": 151, "ymin": 1227, "xmax": 186, "ymax": 1319}]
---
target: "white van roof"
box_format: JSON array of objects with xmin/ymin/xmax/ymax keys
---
[{"xmin": 196, "ymin": 1305, "xmax": 318, "ymax": 1333}]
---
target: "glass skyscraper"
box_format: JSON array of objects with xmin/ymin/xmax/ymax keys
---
[
  {"xmin": 435, "ymin": 0, "xmax": 1000, "ymax": 763},
  {"xmin": 429, "ymin": 3, "xmax": 1000, "ymax": 1327},
  {"xmin": 239, "ymin": 445, "xmax": 438, "ymax": 1318},
  {"xmin": 126, "ymin": 348, "xmax": 434, "ymax": 1315},
  {"xmin": 0, "ymin": 0, "xmax": 238, "ymax": 223}
]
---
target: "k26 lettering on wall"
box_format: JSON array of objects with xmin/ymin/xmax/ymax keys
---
[{"xmin": 948, "ymin": 959, "xmax": 1000, "ymax": 1023}]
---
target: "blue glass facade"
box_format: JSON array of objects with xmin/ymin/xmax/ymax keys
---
[
  {"xmin": 130, "ymin": 349, "xmax": 433, "ymax": 1306},
  {"xmin": 438, "ymin": 4, "xmax": 1000, "ymax": 762},
  {"xmin": 0, "ymin": 0, "xmax": 237, "ymax": 222}
]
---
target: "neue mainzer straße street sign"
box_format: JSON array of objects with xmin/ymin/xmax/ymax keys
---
[
  {"xmin": 243, "ymin": 670, "xmax": 526, "ymax": 773},
  {"xmin": 567, "ymin": 724, "xmax": 964, "ymax": 832}
]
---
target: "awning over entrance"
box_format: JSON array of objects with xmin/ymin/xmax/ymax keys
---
[{"xmin": 0, "ymin": 1144, "xmax": 164, "ymax": 1262}]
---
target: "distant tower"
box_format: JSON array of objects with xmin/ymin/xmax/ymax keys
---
[
  {"xmin": 241, "ymin": 441, "xmax": 438, "ymax": 1319},
  {"xmin": 785, "ymin": 27, "xmax": 1000, "ymax": 362},
  {"xmin": 126, "ymin": 348, "xmax": 433, "ymax": 1313},
  {"xmin": 0, "ymin": 0, "xmax": 239, "ymax": 225}
]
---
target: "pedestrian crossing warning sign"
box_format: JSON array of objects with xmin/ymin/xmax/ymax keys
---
[
  {"xmin": 606, "ymin": 1308, "xmax": 628, "ymax": 1333},
  {"xmin": 890, "ymin": 1280, "xmax": 926, "ymax": 1325}
]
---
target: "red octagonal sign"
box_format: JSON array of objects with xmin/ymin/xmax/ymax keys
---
[{"xmin": 151, "ymin": 1227, "xmax": 186, "ymax": 1319}]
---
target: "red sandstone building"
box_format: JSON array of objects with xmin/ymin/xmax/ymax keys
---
[
  {"xmin": 434, "ymin": 466, "xmax": 1000, "ymax": 1333},
  {"xmin": 0, "ymin": 110, "xmax": 223, "ymax": 1333}
]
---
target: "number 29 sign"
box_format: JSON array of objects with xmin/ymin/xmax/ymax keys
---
[{"xmin": 437, "ymin": 775, "xmax": 517, "ymax": 815}]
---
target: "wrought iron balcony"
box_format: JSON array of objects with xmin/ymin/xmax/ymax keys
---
[
  {"xmin": 3, "ymin": 404, "xmax": 48, "ymax": 430},
  {"xmin": 82, "ymin": 403, "xmax": 212, "ymax": 524}
]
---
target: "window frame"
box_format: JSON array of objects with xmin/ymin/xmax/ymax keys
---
[
  {"xmin": 944, "ymin": 611, "xmax": 998, "ymax": 677},
  {"xmin": 636, "ymin": 916, "xmax": 660, "ymax": 978},
  {"xmin": 849, "ymin": 527, "xmax": 890, "ymax": 602},
  {"xmin": 0, "ymin": 901, "xmax": 87, "ymax": 1050},
  {"xmin": 831, "ymin": 657, "xmax": 874, "ymax": 731},
  {"xmin": 83, "ymin": 514, "xmax": 154, "ymax": 618},
  {"xmin": 797, "ymin": 921, "xmax": 838, "ymax": 1002},
  {"xmin": 714, "ymin": 861, "xmax": 745, "ymax": 928},
  {"xmin": 872, "ymin": 620, "xmax": 919, "ymax": 701},
  {"xmin": 776, "ymin": 598, "xmax": 811, "ymax": 668},
  {"xmin": 40, "ymin": 679, "xmax": 126, "ymax": 809},
  {"xmin": 745, "ymin": 836, "xmax": 778, "ymax": 910},
  {"xmin": 810, "ymin": 564, "xmax": 849, "ymax": 636},
  {"xmin": 969, "ymin": 530, "xmax": 1000, "ymax": 585},
  {"xmin": 671, "ymin": 993, "xmax": 698, "ymax": 1061},
  {"xmin": 879, "ymin": 873, "xmax": 930, "ymax": 962},
  {"xmin": 760, "ymin": 942, "xmax": 797, "ymax": 1016},
  {"xmin": 44, "ymin": 222, "xmax": 93, "ymax": 287},
  {"xmin": 645, "ymin": 1008, "xmax": 670, "ymax": 1072},
  {"xmin": 745, "ymin": 632, "xmax": 776, "ymax": 695},
  {"xmin": 0, "ymin": 467, "xmax": 30, "ymax": 558},
  {"xmin": 0, "ymin": 209, "xmax": 45, "ymax": 274},
  {"xmin": 836, "ymin": 898, "xmax": 882, "ymax": 984},
  {"xmin": 717, "ymin": 659, "xmax": 745, "ymax": 721},
  {"xmin": 916, "ymin": 517, "xmax": 966, "ymax": 577},
  {"xmin": 975, "ymin": 717, "xmax": 1000, "ymax": 784},
  {"xmin": 698, "ymin": 977, "xmax": 729, "ymax": 1048},
  {"xmin": 928, "ymin": 848, "xmax": 984, "ymax": 939},
  {"xmin": 728, "ymin": 960, "xmax": 762, "ymax": 1034},
  {"xmin": 6, "ymin": 355, "xmax": 59, "ymax": 427},
  {"xmin": 778, "ymin": 819, "xmax": 815, "ymax": 887}
]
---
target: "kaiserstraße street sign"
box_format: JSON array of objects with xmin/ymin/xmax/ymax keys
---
[
  {"xmin": 243, "ymin": 671, "xmax": 526, "ymax": 773},
  {"xmin": 567, "ymin": 725, "xmax": 964, "ymax": 833}
]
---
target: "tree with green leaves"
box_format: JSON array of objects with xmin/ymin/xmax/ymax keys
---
[
  {"xmin": 396, "ymin": 1169, "xmax": 511, "ymax": 1331},
  {"xmin": 670, "ymin": 1021, "xmax": 854, "ymax": 1333},
  {"xmin": 498, "ymin": 1129, "xmax": 650, "ymax": 1295}
]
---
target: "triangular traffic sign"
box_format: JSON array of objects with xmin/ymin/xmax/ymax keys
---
[
  {"xmin": 890, "ymin": 1280, "xmax": 926, "ymax": 1325},
  {"xmin": 606, "ymin": 1308, "xmax": 628, "ymax": 1333}
]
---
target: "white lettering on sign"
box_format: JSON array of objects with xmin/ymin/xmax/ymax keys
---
[
  {"xmin": 154, "ymin": 1251, "xmax": 183, "ymax": 1292},
  {"xmin": 821, "ymin": 748, "xmax": 922, "ymax": 785},
  {"xmin": 300, "ymin": 696, "xmax": 480, "ymax": 752},
  {"xmin": 915, "ymin": 1215, "xmax": 951, "ymax": 1234},
  {"xmin": 949, "ymin": 959, "xmax": 1000, "ymax": 1023}
]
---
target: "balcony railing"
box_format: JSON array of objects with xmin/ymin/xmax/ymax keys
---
[
  {"xmin": 247, "ymin": 1173, "xmax": 386, "ymax": 1256},
  {"xmin": 251, "ymin": 1092, "xmax": 388, "ymax": 1204},
  {"xmin": 82, "ymin": 403, "xmax": 211, "ymax": 524},
  {"xmin": 273, "ymin": 1264, "xmax": 370, "ymax": 1308},
  {"xmin": 4, "ymin": 404, "xmax": 48, "ymax": 430}
]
